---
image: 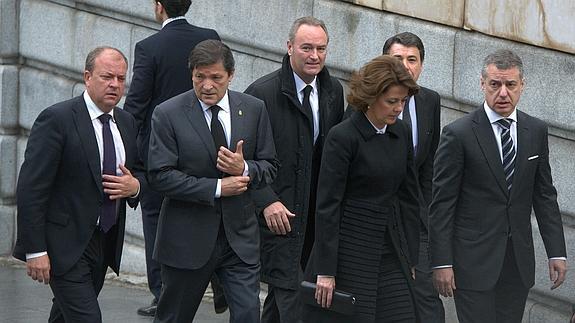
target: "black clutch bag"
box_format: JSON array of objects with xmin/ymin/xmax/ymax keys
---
[{"xmin": 299, "ymin": 280, "xmax": 356, "ymax": 315}]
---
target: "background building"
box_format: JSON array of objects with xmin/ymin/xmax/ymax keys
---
[{"xmin": 1, "ymin": 0, "xmax": 573, "ymax": 321}]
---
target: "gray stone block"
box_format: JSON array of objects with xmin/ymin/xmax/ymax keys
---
[
  {"xmin": 0, "ymin": 65, "xmax": 19, "ymax": 130},
  {"xmin": 524, "ymin": 298, "xmax": 573, "ymax": 323},
  {"xmin": 548, "ymin": 136, "xmax": 575, "ymax": 216},
  {"xmin": 19, "ymin": 0, "xmax": 75, "ymax": 70},
  {"xmin": 0, "ymin": 0, "xmax": 18, "ymax": 57},
  {"xmin": 248, "ymin": 57, "xmax": 282, "ymax": 89},
  {"xmin": 19, "ymin": 67, "xmax": 75, "ymax": 130},
  {"xmin": 229, "ymin": 51, "xmax": 256, "ymax": 93},
  {"xmin": 314, "ymin": 0, "xmax": 397, "ymax": 73},
  {"xmin": 396, "ymin": 18, "xmax": 455, "ymax": 99},
  {"xmin": 0, "ymin": 205, "xmax": 15, "ymax": 255},
  {"xmin": 16, "ymin": 137, "xmax": 26, "ymax": 181},
  {"xmin": 190, "ymin": 0, "xmax": 312, "ymax": 54},
  {"xmin": 80, "ymin": 0, "xmax": 155, "ymax": 22},
  {"xmin": 0, "ymin": 135, "xmax": 16, "ymax": 199},
  {"xmin": 124, "ymin": 206, "xmax": 143, "ymax": 241},
  {"xmin": 454, "ymin": 31, "xmax": 575, "ymax": 131}
]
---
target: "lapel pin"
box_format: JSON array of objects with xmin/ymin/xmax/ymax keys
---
[{"xmin": 239, "ymin": 110, "xmax": 243, "ymax": 116}]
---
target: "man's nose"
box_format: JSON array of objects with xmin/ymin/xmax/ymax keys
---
[{"xmin": 499, "ymin": 85, "xmax": 509, "ymax": 97}]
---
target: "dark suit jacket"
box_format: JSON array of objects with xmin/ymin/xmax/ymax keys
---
[
  {"xmin": 124, "ymin": 19, "xmax": 219, "ymax": 168},
  {"xmin": 13, "ymin": 95, "xmax": 141, "ymax": 276},
  {"xmin": 429, "ymin": 106, "xmax": 566, "ymax": 291},
  {"xmin": 147, "ymin": 90, "xmax": 278, "ymax": 269}
]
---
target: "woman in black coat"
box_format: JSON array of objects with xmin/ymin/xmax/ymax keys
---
[{"xmin": 303, "ymin": 55, "xmax": 421, "ymax": 323}]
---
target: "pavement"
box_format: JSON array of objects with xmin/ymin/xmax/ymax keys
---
[{"xmin": 0, "ymin": 258, "xmax": 229, "ymax": 323}]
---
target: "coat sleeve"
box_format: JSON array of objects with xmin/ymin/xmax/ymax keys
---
[
  {"xmin": 245, "ymin": 101, "xmax": 279, "ymax": 189},
  {"xmin": 532, "ymin": 124, "xmax": 566, "ymax": 258},
  {"xmin": 314, "ymin": 126, "xmax": 353, "ymax": 276},
  {"xmin": 147, "ymin": 106, "xmax": 218, "ymax": 205},
  {"xmin": 429, "ymin": 125, "xmax": 464, "ymax": 268},
  {"xmin": 16, "ymin": 108, "xmax": 64, "ymax": 254}
]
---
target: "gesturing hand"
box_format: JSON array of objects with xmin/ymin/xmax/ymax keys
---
[
  {"xmin": 102, "ymin": 164, "xmax": 140, "ymax": 199},
  {"xmin": 217, "ymin": 140, "xmax": 246, "ymax": 176},
  {"xmin": 263, "ymin": 201, "xmax": 295, "ymax": 235},
  {"xmin": 221, "ymin": 176, "xmax": 250, "ymax": 197}
]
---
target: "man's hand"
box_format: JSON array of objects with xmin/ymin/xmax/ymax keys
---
[
  {"xmin": 217, "ymin": 140, "xmax": 246, "ymax": 176},
  {"xmin": 549, "ymin": 259, "xmax": 567, "ymax": 290},
  {"xmin": 221, "ymin": 176, "xmax": 250, "ymax": 197},
  {"xmin": 432, "ymin": 267, "xmax": 456, "ymax": 297},
  {"xmin": 27, "ymin": 255, "xmax": 51, "ymax": 284},
  {"xmin": 315, "ymin": 276, "xmax": 336, "ymax": 308},
  {"xmin": 263, "ymin": 201, "xmax": 295, "ymax": 235},
  {"xmin": 103, "ymin": 164, "xmax": 140, "ymax": 199}
]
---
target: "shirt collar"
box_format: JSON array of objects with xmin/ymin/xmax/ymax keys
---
[
  {"xmin": 83, "ymin": 91, "xmax": 115, "ymax": 122},
  {"xmin": 293, "ymin": 72, "xmax": 317, "ymax": 94},
  {"xmin": 364, "ymin": 113, "xmax": 387, "ymax": 134},
  {"xmin": 199, "ymin": 91, "xmax": 231, "ymax": 113},
  {"xmin": 162, "ymin": 16, "xmax": 186, "ymax": 29},
  {"xmin": 483, "ymin": 102, "xmax": 517, "ymax": 124}
]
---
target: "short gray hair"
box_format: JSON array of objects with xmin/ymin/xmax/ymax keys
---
[
  {"xmin": 288, "ymin": 16, "xmax": 329, "ymax": 43},
  {"xmin": 481, "ymin": 49, "xmax": 524, "ymax": 79}
]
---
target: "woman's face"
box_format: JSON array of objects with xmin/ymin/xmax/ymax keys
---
[{"xmin": 365, "ymin": 85, "xmax": 409, "ymax": 128}]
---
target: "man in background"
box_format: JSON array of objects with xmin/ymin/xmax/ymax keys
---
[
  {"xmin": 123, "ymin": 0, "xmax": 221, "ymax": 316},
  {"xmin": 382, "ymin": 32, "xmax": 443, "ymax": 322},
  {"xmin": 245, "ymin": 16, "xmax": 344, "ymax": 323}
]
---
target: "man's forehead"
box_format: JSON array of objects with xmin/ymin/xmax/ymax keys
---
[{"xmin": 484, "ymin": 65, "xmax": 522, "ymax": 79}]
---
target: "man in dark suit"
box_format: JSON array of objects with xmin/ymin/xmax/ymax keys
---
[
  {"xmin": 148, "ymin": 40, "xmax": 278, "ymax": 322},
  {"xmin": 382, "ymin": 32, "xmax": 443, "ymax": 322},
  {"xmin": 13, "ymin": 47, "xmax": 142, "ymax": 322},
  {"xmin": 430, "ymin": 49, "xmax": 567, "ymax": 322},
  {"xmin": 244, "ymin": 16, "xmax": 344, "ymax": 323},
  {"xmin": 123, "ymin": 0, "xmax": 220, "ymax": 316}
]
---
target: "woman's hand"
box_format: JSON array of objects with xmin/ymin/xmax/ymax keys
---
[{"xmin": 315, "ymin": 275, "xmax": 336, "ymax": 308}]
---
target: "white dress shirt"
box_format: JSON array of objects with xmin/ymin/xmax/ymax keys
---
[
  {"xmin": 162, "ymin": 16, "xmax": 186, "ymax": 29},
  {"xmin": 399, "ymin": 96, "xmax": 418, "ymax": 153},
  {"xmin": 293, "ymin": 72, "xmax": 320, "ymax": 143}
]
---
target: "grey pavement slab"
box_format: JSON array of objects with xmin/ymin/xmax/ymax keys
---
[{"xmin": 0, "ymin": 259, "xmax": 229, "ymax": 323}]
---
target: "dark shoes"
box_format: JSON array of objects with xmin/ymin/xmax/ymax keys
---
[
  {"xmin": 211, "ymin": 278, "xmax": 228, "ymax": 314},
  {"xmin": 137, "ymin": 299, "xmax": 157, "ymax": 317}
]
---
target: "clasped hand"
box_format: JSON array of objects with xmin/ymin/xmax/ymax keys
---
[
  {"xmin": 102, "ymin": 164, "xmax": 140, "ymax": 199},
  {"xmin": 217, "ymin": 140, "xmax": 246, "ymax": 176}
]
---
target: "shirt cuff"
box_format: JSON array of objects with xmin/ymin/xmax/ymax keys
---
[
  {"xmin": 215, "ymin": 179, "xmax": 221, "ymax": 198},
  {"xmin": 242, "ymin": 161, "xmax": 249, "ymax": 177},
  {"xmin": 550, "ymin": 257, "xmax": 567, "ymax": 261},
  {"xmin": 26, "ymin": 251, "xmax": 48, "ymax": 260},
  {"xmin": 317, "ymin": 275, "xmax": 334, "ymax": 279},
  {"xmin": 432, "ymin": 265, "xmax": 453, "ymax": 269}
]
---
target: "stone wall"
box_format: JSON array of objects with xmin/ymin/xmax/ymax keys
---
[{"xmin": 1, "ymin": 0, "xmax": 573, "ymax": 321}]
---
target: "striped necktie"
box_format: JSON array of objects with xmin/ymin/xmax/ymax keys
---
[{"xmin": 496, "ymin": 118, "xmax": 515, "ymax": 191}]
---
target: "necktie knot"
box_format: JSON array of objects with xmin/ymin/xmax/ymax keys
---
[
  {"xmin": 210, "ymin": 105, "xmax": 221, "ymax": 117},
  {"xmin": 496, "ymin": 118, "xmax": 512, "ymax": 130},
  {"xmin": 98, "ymin": 113, "xmax": 112, "ymax": 124},
  {"xmin": 303, "ymin": 85, "xmax": 313, "ymax": 98}
]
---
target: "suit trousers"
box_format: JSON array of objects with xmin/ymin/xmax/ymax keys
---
[
  {"xmin": 154, "ymin": 224, "xmax": 260, "ymax": 323},
  {"xmin": 48, "ymin": 228, "xmax": 110, "ymax": 323},
  {"xmin": 139, "ymin": 177, "xmax": 164, "ymax": 301},
  {"xmin": 261, "ymin": 284, "xmax": 302, "ymax": 323},
  {"xmin": 413, "ymin": 229, "xmax": 445, "ymax": 323},
  {"xmin": 454, "ymin": 239, "xmax": 529, "ymax": 323}
]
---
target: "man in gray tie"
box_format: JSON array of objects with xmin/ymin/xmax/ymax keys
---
[{"xmin": 429, "ymin": 49, "xmax": 567, "ymax": 323}]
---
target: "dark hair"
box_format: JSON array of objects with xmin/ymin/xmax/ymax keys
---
[
  {"xmin": 288, "ymin": 16, "xmax": 329, "ymax": 43},
  {"xmin": 85, "ymin": 46, "xmax": 128, "ymax": 72},
  {"xmin": 382, "ymin": 32, "xmax": 425, "ymax": 62},
  {"xmin": 188, "ymin": 40, "xmax": 235, "ymax": 74},
  {"xmin": 156, "ymin": 0, "xmax": 191, "ymax": 18},
  {"xmin": 481, "ymin": 49, "xmax": 524, "ymax": 79},
  {"xmin": 347, "ymin": 55, "xmax": 419, "ymax": 113}
]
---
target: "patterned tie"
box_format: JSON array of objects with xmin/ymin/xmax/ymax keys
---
[
  {"xmin": 402, "ymin": 97, "xmax": 412, "ymax": 131},
  {"xmin": 210, "ymin": 105, "xmax": 227, "ymax": 150},
  {"xmin": 497, "ymin": 118, "xmax": 516, "ymax": 191},
  {"xmin": 98, "ymin": 114, "xmax": 117, "ymax": 232}
]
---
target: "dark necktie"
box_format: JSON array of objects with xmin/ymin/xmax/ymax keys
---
[
  {"xmin": 302, "ymin": 85, "xmax": 316, "ymax": 143},
  {"xmin": 98, "ymin": 114, "xmax": 117, "ymax": 232},
  {"xmin": 210, "ymin": 105, "xmax": 227, "ymax": 150},
  {"xmin": 402, "ymin": 97, "xmax": 413, "ymax": 131},
  {"xmin": 497, "ymin": 118, "xmax": 516, "ymax": 191}
]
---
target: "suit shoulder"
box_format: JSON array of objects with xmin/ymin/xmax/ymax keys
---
[
  {"xmin": 245, "ymin": 69, "xmax": 281, "ymax": 93},
  {"xmin": 230, "ymin": 90, "xmax": 265, "ymax": 108},
  {"xmin": 443, "ymin": 110, "xmax": 475, "ymax": 133},
  {"xmin": 42, "ymin": 96, "xmax": 82, "ymax": 116}
]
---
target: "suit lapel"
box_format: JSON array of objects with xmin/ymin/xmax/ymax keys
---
[
  {"xmin": 413, "ymin": 92, "xmax": 428, "ymax": 165},
  {"xmin": 72, "ymin": 99, "xmax": 103, "ymax": 193},
  {"xmin": 510, "ymin": 112, "xmax": 530, "ymax": 197},
  {"xmin": 228, "ymin": 91, "xmax": 245, "ymax": 151},
  {"xmin": 184, "ymin": 92, "xmax": 218, "ymax": 164},
  {"xmin": 472, "ymin": 108, "xmax": 509, "ymax": 197}
]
